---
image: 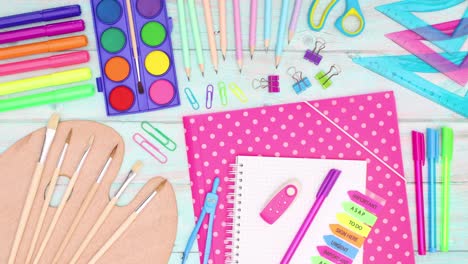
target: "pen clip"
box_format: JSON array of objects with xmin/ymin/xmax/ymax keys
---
[{"xmin": 133, "ymin": 133, "xmax": 168, "ymax": 164}]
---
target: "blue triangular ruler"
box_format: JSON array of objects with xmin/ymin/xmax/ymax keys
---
[
  {"xmin": 377, "ymin": 0, "xmax": 468, "ymax": 53},
  {"xmin": 353, "ymin": 54, "xmax": 468, "ymax": 117}
]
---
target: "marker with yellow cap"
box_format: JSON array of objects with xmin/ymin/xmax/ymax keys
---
[
  {"xmin": 441, "ymin": 126, "xmax": 454, "ymax": 252},
  {"xmin": 0, "ymin": 67, "xmax": 91, "ymax": 96}
]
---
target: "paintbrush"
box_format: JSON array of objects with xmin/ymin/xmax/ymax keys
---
[
  {"xmin": 69, "ymin": 161, "xmax": 144, "ymax": 264},
  {"xmin": 7, "ymin": 113, "xmax": 60, "ymax": 264},
  {"xmin": 52, "ymin": 145, "xmax": 118, "ymax": 264},
  {"xmin": 32, "ymin": 136, "xmax": 95, "ymax": 264},
  {"xmin": 88, "ymin": 180, "xmax": 167, "ymax": 264},
  {"xmin": 25, "ymin": 130, "xmax": 72, "ymax": 264},
  {"xmin": 124, "ymin": 0, "xmax": 144, "ymax": 94}
]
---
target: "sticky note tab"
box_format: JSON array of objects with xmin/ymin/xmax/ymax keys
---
[
  {"xmin": 342, "ymin": 201, "xmax": 377, "ymax": 226},
  {"xmin": 323, "ymin": 235, "xmax": 359, "ymax": 259},
  {"xmin": 311, "ymin": 256, "xmax": 332, "ymax": 264},
  {"xmin": 348, "ymin": 190, "xmax": 383, "ymax": 214},
  {"xmin": 337, "ymin": 213, "xmax": 371, "ymax": 237},
  {"xmin": 329, "ymin": 224, "xmax": 365, "ymax": 248},
  {"xmin": 317, "ymin": 246, "xmax": 353, "ymax": 264}
]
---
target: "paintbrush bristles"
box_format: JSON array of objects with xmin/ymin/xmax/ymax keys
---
[
  {"xmin": 88, "ymin": 135, "xmax": 95, "ymax": 146},
  {"xmin": 47, "ymin": 113, "xmax": 60, "ymax": 130},
  {"xmin": 65, "ymin": 130, "xmax": 72, "ymax": 143},
  {"xmin": 109, "ymin": 145, "xmax": 118, "ymax": 158},
  {"xmin": 131, "ymin": 160, "xmax": 143, "ymax": 173},
  {"xmin": 156, "ymin": 179, "xmax": 167, "ymax": 193}
]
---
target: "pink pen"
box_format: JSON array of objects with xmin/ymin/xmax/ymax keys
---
[
  {"xmin": 0, "ymin": 51, "xmax": 90, "ymax": 76},
  {"xmin": 281, "ymin": 169, "xmax": 341, "ymax": 264},
  {"xmin": 233, "ymin": 0, "xmax": 243, "ymax": 72},
  {"xmin": 249, "ymin": 0, "xmax": 257, "ymax": 59},
  {"xmin": 0, "ymin": 19, "xmax": 85, "ymax": 45},
  {"xmin": 412, "ymin": 131, "xmax": 426, "ymax": 255}
]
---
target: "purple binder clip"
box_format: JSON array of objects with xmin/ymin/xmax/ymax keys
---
[
  {"xmin": 304, "ymin": 38, "xmax": 326, "ymax": 65},
  {"xmin": 268, "ymin": 75, "xmax": 280, "ymax": 93}
]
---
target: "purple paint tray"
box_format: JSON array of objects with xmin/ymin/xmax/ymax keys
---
[{"xmin": 91, "ymin": 0, "xmax": 180, "ymax": 116}]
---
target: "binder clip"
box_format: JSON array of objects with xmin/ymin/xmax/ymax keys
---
[
  {"xmin": 315, "ymin": 64, "xmax": 341, "ymax": 89},
  {"xmin": 288, "ymin": 67, "xmax": 311, "ymax": 94},
  {"xmin": 304, "ymin": 38, "xmax": 326, "ymax": 65},
  {"xmin": 252, "ymin": 75, "xmax": 280, "ymax": 93}
]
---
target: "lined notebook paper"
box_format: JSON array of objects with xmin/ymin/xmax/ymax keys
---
[{"xmin": 230, "ymin": 156, "xmax": 367, "ymax": 263}]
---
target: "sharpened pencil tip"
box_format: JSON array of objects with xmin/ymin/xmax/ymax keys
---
[{"xmin": 222, "ymin": 55, "xmax": 226, "ymax": 61}]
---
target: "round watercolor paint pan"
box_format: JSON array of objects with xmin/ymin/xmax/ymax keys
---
[
  {"xmin": 109, "ymin": 85, "xmax": 135, "ymax": 111},
  {"xmin": 149, "ymin": 79, "xmax": 175, "ymax": 105},
  {"xmin": 137, "ymin": 0, "xmax": 163, "ymax": 18},
  {"xmin": 105, "ymin": 56, "xmax": 130, "ymax": 82},
  {"xmin": 145, "ymin": 50, "xmax": 170, "ymax": 76},
  {"xmin": 141, "ymin": 22, "xmax": 166, "ymax": 47},
  {"xmin": 96, "ymin": 0, "xmax": 122, "ymax": 24},
  {"xmin": 101, "ymin": 27, "xmax": 126, "ymax": 53}
]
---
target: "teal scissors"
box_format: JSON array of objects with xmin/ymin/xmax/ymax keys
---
[{"xmin": 308, "ymin": 0, "xmax": 365, "ymax": 37}]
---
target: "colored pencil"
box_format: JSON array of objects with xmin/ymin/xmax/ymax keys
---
[
  {"xmin": 233, "ymin": 0, "xmax": 243, "ymax": 72},
  {"xmin": 187, "ymin": 0, "xmax": 205, "ymax": 76},
  {"xmin": 288, "ymin": 0, "xmax": 302, "ymax": 43},
  {"xmin": 202, "ymin": 0, "xmax": 219, "ymax": 73},
  {"xmin": 275, "ymin": 0, "xmax": 290, "ymax": 68},
  {"xmin": 250, "ymin": 0, "xmax": 258, "ymax": 59},
  {"xmin": 219, "ymin": 0, "xmax": 227, "ymax": 60},
  {"xmin": 176, "ymin": 0, "xmax": 191, "ymax": 80}
]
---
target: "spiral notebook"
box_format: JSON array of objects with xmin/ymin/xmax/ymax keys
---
[
  {"xmin": 230, "ymin": 156, "xmax": 367, "ymax": 263},
  {"xmin": 183, "ymin": 91, "xmax": 415, "ymax": 264}
]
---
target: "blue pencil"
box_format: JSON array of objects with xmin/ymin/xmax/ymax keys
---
[
  {"xmin": 275, "ymin": 0, "xmax": 290, "ymax": 68},
  {"xmin": 264, "ymin": 0, "xmax": 272, "ymax": 52}
]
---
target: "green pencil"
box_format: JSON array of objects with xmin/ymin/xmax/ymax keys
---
[
  {"xmin": 187, "ymin": 0, "xmax": 205, "ymax": 76},
  {"xmin": 177, "ymin": 0, "xmax": 191, "ymax": 81}
]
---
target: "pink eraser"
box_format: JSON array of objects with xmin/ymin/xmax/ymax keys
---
[{"xmin": 260, "ymin": 184, "xmax": 298, "ymax": 224}]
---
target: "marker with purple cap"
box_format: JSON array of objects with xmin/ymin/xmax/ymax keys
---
[{"xmin": 91, "ymin": 0, "xmax": 180, "ymax": 116}]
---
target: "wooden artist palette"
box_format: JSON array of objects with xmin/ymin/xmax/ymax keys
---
[
  {"xmin": 91, "ymin": 0, "xmax": 180, "ymax": 116},
  {"xmin": 0, "ymin": 121, "xmax": 178, "ymax": 264}
]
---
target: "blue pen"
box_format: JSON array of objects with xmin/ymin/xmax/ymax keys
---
[
  {"xmin": 182, "ymin": 177, "xmax": 220, "ymax": 264},
  {"xmin": 264, "ymin": 0, "xmax": 272, "ymax": 52},
  {"xmin": 275, "ymin": 0, "xmax": 290, "ymax": 68},
  {"xmin": 426, "ymin": 128, "xmax": 439, "ymax": 253}
]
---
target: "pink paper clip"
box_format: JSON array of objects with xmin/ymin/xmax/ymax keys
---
[{"xmin": 133, "ymin": 133, "xmax": 168, "ymax": 164}]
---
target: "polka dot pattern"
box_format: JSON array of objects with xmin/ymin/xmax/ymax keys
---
[{"xmin": 183, "ymin": 92, "xmax": 414, "ymax": 264}]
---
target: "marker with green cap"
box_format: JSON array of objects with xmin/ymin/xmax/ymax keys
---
[{"xmin": 441, "ymin": 126, "xmax": 454, "ymax": 252}]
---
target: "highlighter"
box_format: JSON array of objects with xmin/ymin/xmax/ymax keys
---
[
  {"xmin": 0, "ymin": 35, "xmax": 88, "ymax": 60},
  {"xmin": 0, "ymin": 19, "xmax": 85, "ymax": 45},
  {"xmin": 0, "ymin": 68, "xmax": 92, "ymax": 96},
  {"xmin": 441, "ymin": 127, "xmax": 454, "ymax": 252},
  {"xmin": 0, "ymin": 84, "xmax": 95, "ymax": 113},
  {"xmin": 0, "ymin": 5, "xmax": 81, "ymax": 29},
  {"xmin": 0, "ymin": 51, "xmax": 90, "ymax": 76}
]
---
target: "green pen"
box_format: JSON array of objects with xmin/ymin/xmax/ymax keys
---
[
  {"xmin": 187, "ymin": 0, "xmax": 205, "ymax": 76},
  {"xmin": 441, "ymin": 126, "xmax": 454, "ymax": 252},
  {"xmin": 176, "ymin": 0, "xmax": 191, "ymax": 81}
]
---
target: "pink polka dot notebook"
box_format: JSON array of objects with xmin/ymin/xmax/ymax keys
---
[{"xmin": 183, "ymin": 91, "xmax": 415, "ymax": 264}]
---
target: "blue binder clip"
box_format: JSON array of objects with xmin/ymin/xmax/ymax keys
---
[{"xmin": 288, "ymin": 67, "xmax": 311, "ymax": 94}]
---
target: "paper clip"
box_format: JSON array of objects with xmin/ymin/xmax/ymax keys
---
[
  {"xmin": 315, "ymin": 64, "xmax": 341, "ymax": 89},
  {"xmin": 304, "ymin": 38, "xmax": 325, "ymax": 65},
  {"xmin": 184, "ymin": 87, "xmax": 200, "ymax": 110},
  {"xmin": 141, "ymin": 121, "xmax": 177, "ymax": 151},
  {"xmin": 288, "ymin": 67, "xmax": 311, "ymax": 94},
  {"xmin": 133, "ymin": 133, "xmax": 168, "ymax": 164},
  {"xmin": 218, "ymin": 81, "xmax": 228, "ymax": 106},
  {"xmin": 206, "ymin": 84, "xmax": 214, "ymax": 109},
  {"xmin": 228, "ymin": 82, "xmax": 248, "ymax": 103}
]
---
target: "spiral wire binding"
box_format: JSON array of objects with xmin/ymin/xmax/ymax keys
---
[{"xmin": 225, "ymin": 162, "xmax": 244, "ymax": 263}]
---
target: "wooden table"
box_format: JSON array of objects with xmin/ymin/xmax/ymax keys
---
[{"xmin": 0, "ymin": 0, "xmax": 466, "ymax": 263}]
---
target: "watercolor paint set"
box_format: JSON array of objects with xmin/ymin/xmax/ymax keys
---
[{"xmin": 90, "ymin": 0, "xmax": 180, "ymax": 116}]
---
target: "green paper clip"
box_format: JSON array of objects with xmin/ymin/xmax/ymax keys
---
[
  {"xmin": 315, "ymin": 65, "xmax": 341, "ymax": 89},
  {"xmin": 141, "ymin": 121, "xmax": 177, "ymax": 151},
  {"xmin": 218, "ymin": 81, "xmax": 228, "ymax": 106},
  {"xmin": 228, "ymin": 82, "xmax": 248, "ymax": 103}
]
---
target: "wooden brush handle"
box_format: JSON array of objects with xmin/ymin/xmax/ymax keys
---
[
  {"xmin": 69, "ymin": 196, "xmax": 118, "ymax": 264},
  {"xmin": 88, "ymin": 213, "xmax": 138, "ymax": 264},
  {"xmin": 8, "ymin": 162, "xmax": 44, "ymax": 264},
  {"xmin": 32, "ymin": 170, "xmax": 80, "ymax": 264},
  {"xmin": 25, "ymin": 167, "xmax": 61, "ymax": 264},
  {"xmin": 52, "ymin": 182, "xmax": 99, "ymax": 264}
]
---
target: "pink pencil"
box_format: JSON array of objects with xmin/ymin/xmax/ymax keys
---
[
  {"xmin": 249, "ymin": 0, "xmax": 257, "ymax": 59},
  {"xmin": 233, "ymin": 0, "xmax": 243, "ymax": 73},
  {"xmin": 0, "ymin": 51, "xmax": 89, "ymax": 76}
]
